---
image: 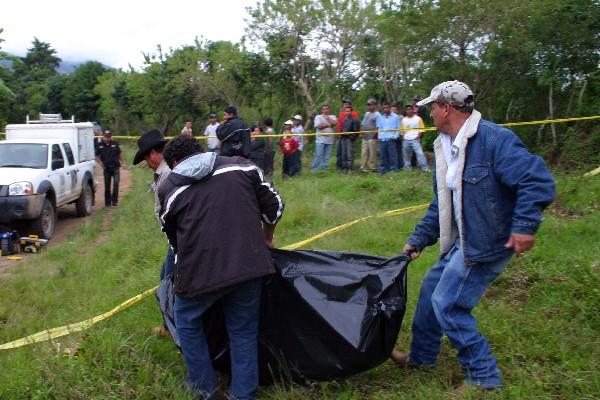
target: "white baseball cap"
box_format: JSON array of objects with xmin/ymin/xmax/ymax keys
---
[
  {"xmin": 293, "ymin": 114, "xmax": 302, "ymax": 121},
  {"xmin": 284, "ymin": 120, "xmax": 293, "ymax": 125},
  {"xmin": 417, "ymin": 80, "xmax": 475, "ymax": 108}
]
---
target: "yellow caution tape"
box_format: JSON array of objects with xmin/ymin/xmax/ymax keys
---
[
  {"xmin": 0, "ymin": 286, "xmax": 158, "ymax": 350},
  {"xmin": 4, "ymin": 114, "xmax": 600, "ymax": 141},
  {"xmin": 108, "ymin": 114, "xmax": 600, "ymax": 141},
  {"xmin": 0, "ymin": 203, "xmax": 429, "ymax": 350},
  {"xmin": 583, "ymin": 166, "xmax": 600, "ymax": 177},
  {"xmin": 281, "ymin": 204, "xmax": 429, "ymax": 250}
]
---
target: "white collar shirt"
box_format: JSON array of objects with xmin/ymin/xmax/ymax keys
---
[
  {"xmin": 153, "ymin": 160, "xmax": 171, "ymax": 219},
  {"xmin": 440, "ymin": 119, "xmax": 468, "ymax": 191},
  {"xmin": 440, "ymin": 118, "xmax": 469, "ymax": 225}
]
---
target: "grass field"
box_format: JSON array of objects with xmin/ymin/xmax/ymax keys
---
[{"xmin": 0, "ymin": 147, "xmax": 599, "ymax": 399}]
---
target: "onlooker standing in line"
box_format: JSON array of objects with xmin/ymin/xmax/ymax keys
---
[
  {"xmin": 376, "ymin": 103, "xmax": 401, "ymax": 175},
  {"xmin": 391, "ymin": 80, "xmax": 555, "ymax": 391},
  {"xmin": 337, "ymin": 99, "xmax": 360, "ymax": 170},
  {"xmin": 263, "ymin": 117, "xmax": 276, "ymax": 177},
  {"xmin": 360, "ymin": 99, "xmax": 380, "ymax": 172},
  {"xmin": 340, "ymin": 104, "xmax": 360, "ymax": 172},
  {"xmin": 159, "ymin": 136, "xmax": 284, "ymax": 400},
  {"xmin": 412, "ymin": 95, "xmax": 428, "ymax": 121},
  {"xmin": 95, "ymin": 131, "xmax": 124, "ymax": 207},
  {"xmin": 216, "ymin": 106, "xmax": 251, "ymax": 158},
  {"xmin": 181, "ymin": 121, "xmax": 193, "ymax": 137},
  {"xmin": 311, "ymin": 104, "xmax": 337, "ymax": 172},
  {"xmin": 249, "ymin": 123, "xmax": 266, "ymax": 170},
  {"xmin": 203, "ymin": 113, "xmax": 220, "ymax": 152},
  {"xmin": 391, "ymin": 104, "xmax": 404, "ymax": 170},
  {"xmin": 279, "ymin": 120, "xmax": 299, "ymax": 178},
  {"xmin": 291, "ymin": 115, "xmax": 305, "ymax": 173},
  {"xmin": 401, "ymin": 105, "xmax": 430, "ymax": 172}
]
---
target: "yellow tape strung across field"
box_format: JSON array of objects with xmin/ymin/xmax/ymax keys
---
[
  {"xmin": 0, "ymin": 286, "xmax": 158, "ymax": 350},
  {"xmin": 106, "ymin": 114, "xmax": 600, "ymax": 140},
  {"xmin": 583, "ymin": 166, "xmax": 600, "ymax": 177},
  {"xmin": 1, "ymin": 114, "xmax": 599, "ymax": 141},
  {"xmin": 0, "ymin": 203, "xmax": 429, "ymax": 350},
  {"xmin": 281, "ymin": 204, "xmax": 429, "ymax": 250}
]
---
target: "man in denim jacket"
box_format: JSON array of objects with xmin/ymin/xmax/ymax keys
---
[{"xmin": 391, "ymin": 81, "xmax": 555, "ymax": 390}]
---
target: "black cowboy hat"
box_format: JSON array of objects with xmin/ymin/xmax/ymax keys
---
[{"xmin": 133, "ymin": 129, "xmax": 167, "ymax": 165}]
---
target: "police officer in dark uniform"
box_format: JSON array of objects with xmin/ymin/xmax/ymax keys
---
[{"xmin": 95, "ymin": 131, "xmax": 124, "ymax": 207}]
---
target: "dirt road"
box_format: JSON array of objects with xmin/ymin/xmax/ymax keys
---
[{"xmin": 0, "ymin": 167, "xmax": 133, "ymax": 272}]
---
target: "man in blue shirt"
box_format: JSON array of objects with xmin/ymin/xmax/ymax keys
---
[{"xmin": 376, "ymin": 103, "xmax": 401, "ymax": 174}]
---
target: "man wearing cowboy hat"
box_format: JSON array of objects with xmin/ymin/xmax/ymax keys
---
[{"xmin": 133, "ymin": 130, "xmax": 176, "ymax": 335}]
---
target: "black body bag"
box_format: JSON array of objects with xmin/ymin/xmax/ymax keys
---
[{"xmin": 157, "ymin": 249, "xmax": 409, "ymax": 384}]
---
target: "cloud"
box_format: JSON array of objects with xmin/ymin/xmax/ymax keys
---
[{"xmin": 0, "ymin": 0, "xmax": 255, "ymax": 69}]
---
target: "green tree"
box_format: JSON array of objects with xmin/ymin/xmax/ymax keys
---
[
  {"xmin": 10, "ymin": 38, "xmax": 61, "ymax": 121},
  {"xmin": 0, "ymin": 28, "xmax": 16, "ymax": 127},
  {"xmin": 61, "ymin": 61, "xmax": 108, "ymax": 121}
]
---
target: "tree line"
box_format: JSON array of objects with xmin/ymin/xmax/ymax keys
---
[{"xmin": 1, "ymin": 0, "xmax": 599, "ymax": 166}]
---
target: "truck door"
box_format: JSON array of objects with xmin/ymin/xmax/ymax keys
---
[
  {"xmin": 48, "ymin": 144, "xmax": 69, "ymax": 205},
  {"xmin": 62, "ymin": 142, "xmax": 79, "ymax": 201}
]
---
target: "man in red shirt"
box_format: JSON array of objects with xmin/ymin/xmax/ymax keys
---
[
  {"xmin": 279, "ymin": 120, "xmax": 299, "ymax": 178},
  {"xmin": 337, "ymin": 98, "xmax": 360, "ymax": 170}
]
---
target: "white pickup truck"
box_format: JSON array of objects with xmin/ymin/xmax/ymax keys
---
[{"xmin": 0, "ymin": 114, "xmax": 97, "ymax": 239}]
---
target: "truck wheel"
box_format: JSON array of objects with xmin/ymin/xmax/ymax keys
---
[
  {"xmin": 76, "ymin": 181, "xmax": 93, "ymax": 217},
  {"xmin": 29, "ymin": 198, "xmax": 56, "ymax": 240}
]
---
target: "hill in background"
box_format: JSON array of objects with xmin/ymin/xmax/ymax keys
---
[{"xmin": 0, "ymin": 55, "xmax": 110, "ymax": 74}]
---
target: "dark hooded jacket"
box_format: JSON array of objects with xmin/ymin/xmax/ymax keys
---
[
  {"xmin": 216, "ymin": 115, "xmax": 251, "ymax": 158},
  {"xmin": 158, "ymin": 153, "xmax": 284, "ymax": 297}
]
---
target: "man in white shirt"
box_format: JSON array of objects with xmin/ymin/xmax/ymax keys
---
[
  {"xmin": 291, "ymin": 115, "xmax": 305, "ymax": 172},
  {"xmin": 401, "ymin": 105, "xmax": 429, "ymax": 172},
  {"xmin": 203, "ymin": 113, "xmax": 220, "ymax": 152},
  {"xmin": 311, "ymin": 104, "xmax": 337, "ymax": 172},
  {"xmin": 181, "ymin": 121, "xmax": 193, "ymax": 137}
]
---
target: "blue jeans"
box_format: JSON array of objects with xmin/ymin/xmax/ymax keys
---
[
  {"xmin": 379, "ymin": 140, "xmax": 399, "ymax": 174},
  {"xmin": 160, "ymin": 248, "xmax": 176, "ymax": 280},
  {"xmin": 175, "ymin": 279, "xmax": 262, "ymax": 400},
  {"xmin": 311, "ymin": 142, "xmax": 333, "ymax": 171},
  {"xmin": 409, "ymin": 242, "xmax": 511, "ymax": 388},
  {"xmin": 402, "ymin": 139, "xmax": 429, "ymax": 171}
]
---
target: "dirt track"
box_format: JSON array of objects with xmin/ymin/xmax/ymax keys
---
[{"xmin": 0, "ymin": 167, "xmax": 133, "ymax": 272}]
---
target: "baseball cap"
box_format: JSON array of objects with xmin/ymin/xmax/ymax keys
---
[
  {"xmin": 367, "ymin": 98, "xmax": 377, "ymax": 105},
  {"xmin": 417, "ymin": 81, "xmax": 474, "ymax": 108},
  {"xmin": 342, "ymin": 98, "xmax": 352, "ymax": 105},
  {"xmin": 209, "ymin": 113, "xmax": 217, "ymax": 119},
  {"xmin": 293, "ymin": 114, "xmax": 302, "ymax": 121},
  {"xmin": 284, "ymin": 120, "xmax": 293, "ymax": 125}
]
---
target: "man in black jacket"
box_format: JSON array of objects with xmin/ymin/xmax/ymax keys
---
[
  {"xmin": 216, "ymin": 106, "xmax": 251, "ymax": 158},
  {"xmin": 158, "ymin": 136, "xmax": 284, "ymax": 400}
]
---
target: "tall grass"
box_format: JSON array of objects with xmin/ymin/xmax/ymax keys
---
[{"xmin": 0, "ymin": 148, "xmax": 598, "ymax": 399}]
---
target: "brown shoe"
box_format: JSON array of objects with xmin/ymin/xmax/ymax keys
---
[
  {"xmin": 390, "ymin": 350, "xmax": 417, "ymax": 368},
  {"xmin": 151, "ymin": 325, "xmax": 169, "ymax": 337},
  {"xmin": 452, "ymin": 382, "xmax": 499, "ymax": 399}
]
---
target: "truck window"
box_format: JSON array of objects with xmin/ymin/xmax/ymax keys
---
[
  {"xmin": 63, "ymin": 143, "xmax": 75, "ymax": 165},
  {"xmin": 0, "ymin": 143, "xmax": 48, "ymax": 169},
  {"xmin": 51, "ymin": 144, "xmax": 65, "ymax": 169}
]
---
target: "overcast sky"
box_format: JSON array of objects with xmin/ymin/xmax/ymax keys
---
[{"xmin": 0, "ymin": 0, "xmax": 257, "ymax": 69}]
